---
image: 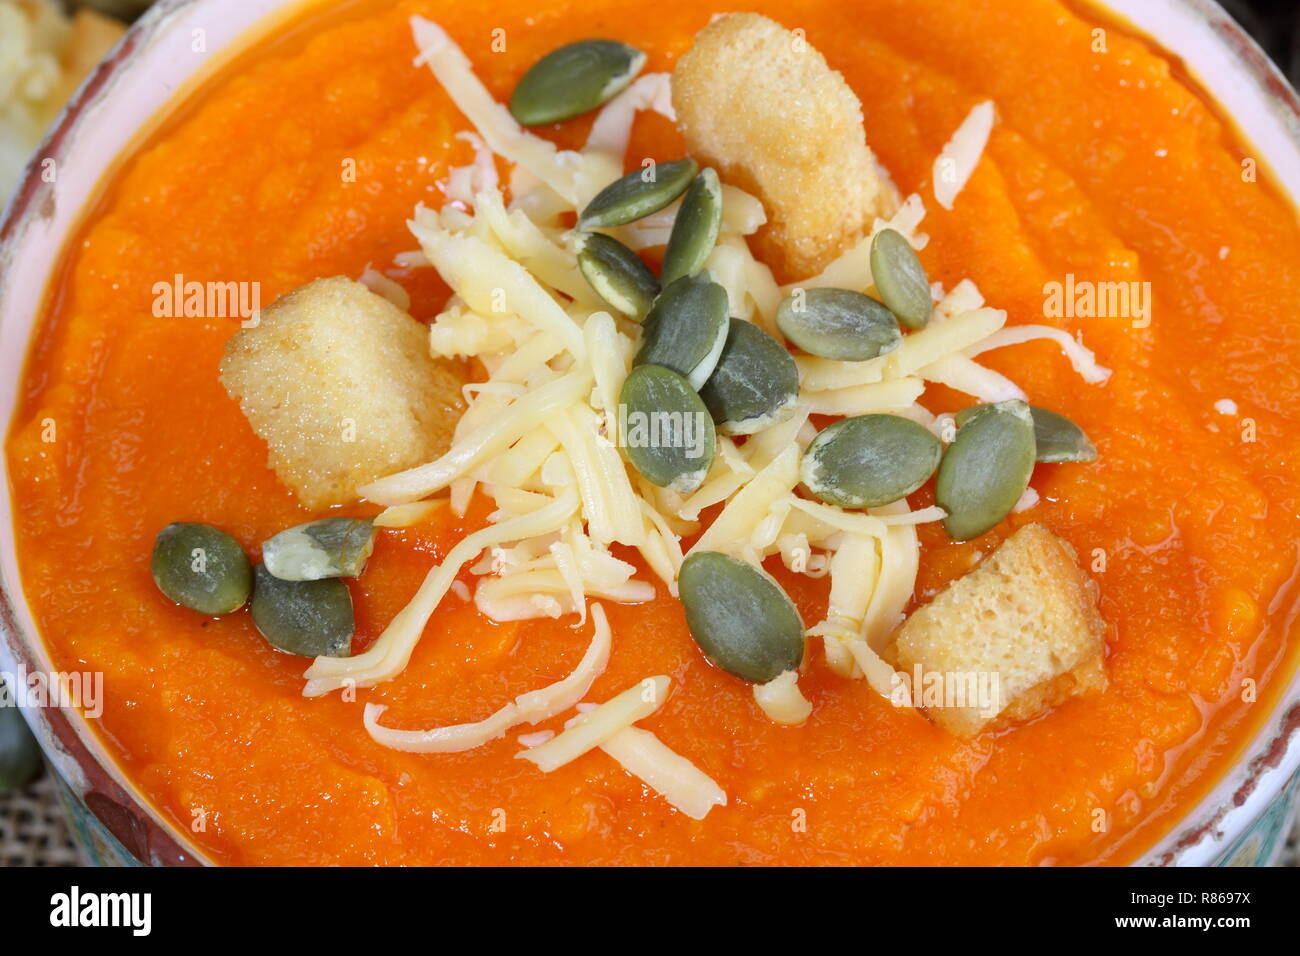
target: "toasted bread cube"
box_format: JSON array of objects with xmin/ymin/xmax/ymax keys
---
[
  {"xmin": 891, "ymin": 524, "xmax": 1106, "ymax": 737},
  {"xmin": 220, "ymin": 277, "xmax": 464, "ymax": 509},
  {"xmin": 672, "ymin": 13, "xmax": 900, "ymax": 280}
]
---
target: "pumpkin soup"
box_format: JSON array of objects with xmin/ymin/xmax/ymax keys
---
[{"xmin": 6, "ymin": 0, "xmax": 1300, "ymax": 865}]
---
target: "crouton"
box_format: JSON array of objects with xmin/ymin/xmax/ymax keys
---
[
  {"xmin": 890, "ymin": 524, "xmax": 1106, "ymax": 737},
  {"xmin": 672, "ymin": 13, "xmax": 899, "ymax": 281},
  {"xmin": 220, "ymin": 277, "xmax": 465, "ymax": 509}
]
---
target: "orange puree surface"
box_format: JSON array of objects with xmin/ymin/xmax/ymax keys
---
[{"xmin": 7, "ymin": 0, "xmax": 1300, "ymax": 865}]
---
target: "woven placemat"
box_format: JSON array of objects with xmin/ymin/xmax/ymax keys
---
[
  {"xmin": 0, "ymin": 770, "xmax": 80, "ymax": 867},
  {"xmin": 1282, "ymin": 808, "xmax": 1300, "ymax": 867}
]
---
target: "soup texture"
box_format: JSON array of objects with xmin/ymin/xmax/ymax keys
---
[{"xmin": 6, "ymin": 0, "xmax": 1300, "ymax": 864}]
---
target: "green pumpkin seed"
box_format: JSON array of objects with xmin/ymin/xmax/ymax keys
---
[
  {"xmin": 870, "ymin": 228, "xmax": 931, "ymax": 330},
  {"xmin": 1027, "ymin": 407, "xmax": 1097, "ymax": 463},
  {"xmin": 618, "ymin": 364, "xmax": 716, "ymax": 494},
  {"xmin": 509, "ymin": 40, "xmax": 647, "ymax": 126},
  {"xmin": 699, "ymin": 318, "xmax": 800, "ymax": 435},
  {"xmin": 250, "ymin": 564, "xmax": 353, "ymax": 658},
  {"xmin": 578, "ymin": 158, "xmax": 698, "ymax": 230},
  {"xmin": 956, "ymin": 404, "xmax": 1096, "ymax": 464},
  {"xmin": 151, "ymin": 522, "xmax": 252, "ymax": 616},
  {"xmin": 775, "ymin": 287, "xmax": 902, "ymax": 360},
  {"xmin": 634, "ymin": 272, "xmax": 729, "ymax": 389},
  {"xmin": 262, "ymin": 518, "xmax": 375, "ymax": 582},
  {"xmin": 678, "ymin": 551, "xmax": 804, "ymax": 683},
  {"xmin": 936, "ymin": 399, "xmax": 1036, "ymax": 541},
  {"xmin": 660, "ymin": 168, "xmax": 722, "ymax": 285},
  {"xmin": 801, "ymin": 414, "xmax": 942, "ymax": 509},
  {"xmin": 575, "ymin": 231, "xmax": 659, "ymax": 321}
]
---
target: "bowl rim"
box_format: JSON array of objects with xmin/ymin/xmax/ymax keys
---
[
  {"xmin": 1097, "ymin": 0, "xmax": 1300, "ymax": 867},
  {"xmin": 1, "ymin": 0, "xmax": 1298, "ymax": 867},
  {"xmin": 0, "ymin": 0, "xmax": 301, "ymax": 868}
]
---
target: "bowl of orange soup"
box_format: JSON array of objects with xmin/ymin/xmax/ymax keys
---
[{"xmin": 2, "ymin": 0, "xmax": 1299, "ymax": 867}]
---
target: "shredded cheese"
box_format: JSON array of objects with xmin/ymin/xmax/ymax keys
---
[
  {"xmin": 475, "ymin": 568, "xmax": 652, "ymax": 620},
  {"xmin": 964, "ymin": 324, "xmax": 1112, "ymax": 384},
  {"xmin": 303, "ymin": 18, "xmax": 1114, "ymax": 757},
  {"xmin": 363, "ymin": 699, "xmax": 519, "ymax": 754},
  {"xmin": 933, "ymin": 100, "xmax": 995, "ymax": 211},
  {"xmin": 846, "ymin": 638, "xmax": 909, "ymax": 703},
  {"xmin": 888, "ymin": 307, "xmax": 1006, "ymax": 375},
  {"xmin": 517, "ymin": 675, "xmax": 671, "ymax": 772},
  {"xmin": 917, "ymin": 354, "xmax": 1026, "ymax": 403},
  {"xmin": 584, "ymin": 72, "xmax": 675, "ymax": 158},
  {"xmin": 358, "ymin": 265, "xmax": 412, "ymax": 311},
  {"xmin": 475, "ymin": 188, "xmax": 597, "ymax": 305},
  {"xmin": 753, "ymin": 670, "xmax": 813, "ymax": 725},
  {"xmin": 410, "ymin": 16, "xmax": 585, "ymax": 203},
  {"xmin": 303, "ymin": 488, "xmax": 580, "ymax": 695},
  {"xmin": 689, "ymin": 445, "xmax": 800, "ymax": 557},
  {"xmin": 825, "ymin": 534, "xmax": 880, "ymax": 625},
  {"xmin": 1013, "ymin": 487, "xmax": 1040, "ymax": 513},
  {"xmin": 797, "ymin": 354, "xmax": 887, "ymax": 392},
  {"xmin": 785, "ymin": 193, "xmax": 929, "ymax": 294},
  {"xmin": 443, "ymin": 131, "xmax": 500, "ymax": 205},
  {"xmin": 409, "ymin": 208, "xmax": 588, "ymax": 360},
  {"xmin": 599, "ymin": 726, "xmax": 727, "ymax": 819},
  {"xmin": 360, "ymin": 368, "xmax": 593, "ymax": 506},
  {"xmin": 547, "ymin": 404, "xmax": 644, "ymax": 547},
  {"xmin": 934, "ymin": 278, "xmax": 985, "ymax": 322},
  {"xmin": 803, "ymin": 377, "xmax": 926, "ymax": 417},
  {"xmin": 861, "ymin": 500, "xmax": 922, "ymax": 652},
  {"xmin": 373, "ymin": 500, "xmax": 445, "ymax": 529},
  {"xmin": 362, "ymin": 603, "xmax": 614, "ymax": 752}
]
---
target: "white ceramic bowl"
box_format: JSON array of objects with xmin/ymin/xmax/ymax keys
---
[{"xmin": 1, "ymin": 0, "xmax": 1298, "ymax": 866}]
